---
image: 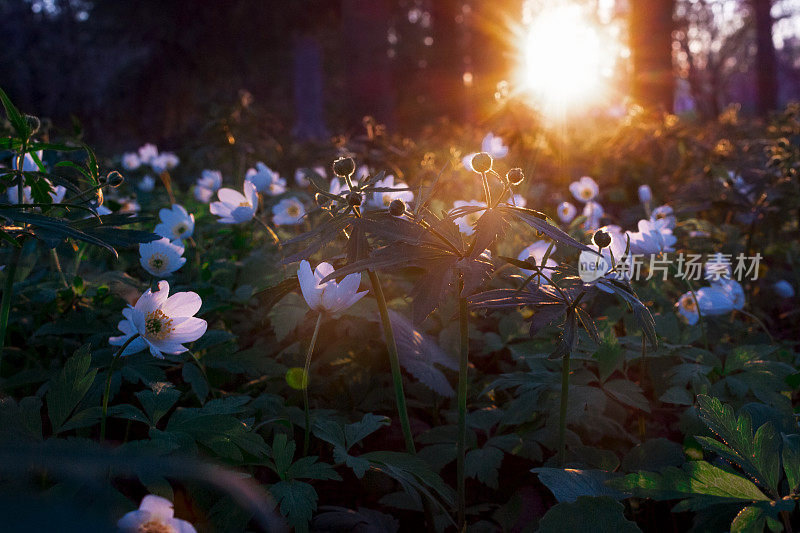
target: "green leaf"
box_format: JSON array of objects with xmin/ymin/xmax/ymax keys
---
[
  {"xmin": 533, "ymin": 468, "xmax": 626, "ymax": 502},
  {"xmin": 610, "ymin": 461, "xmax": 771, "ymax": 504},
  {"xmin": 270, "ymin": 480, "xmax": 317, "ymax": 533},
  {"xmin": 268, "ymin": 293, "xmax": 308, "ymax": 342},
  {"xmin": 182, "ymin": 363, "xmax": 209, "ymax": 404},
  {"xmin": 0, "ymin": 86, "xmax": 29, "ymax": 138},
  {"xmin": 782, "ymin": 434, "xmax": 800, "ymax": 493},
  {"xmin": 537, "ymin": 496, "xmax": 642, "ymax": 533},
  {"xmin": 286, "ymin": 456, "xmax": 342, "ymax": 481},
  {"xmin": 465, "ymin": 446, "xmax": 504, "ymax": 488},
  {"xmin": 272, "ymin": 433, "xmax": 296, "ymax": 480},
  {"xmin": 46, "ymin": 344, "xmax": 98, "ymax": 434},
  {"xmin": 136, "ymin": 385, "xmax": 181, "ymax": 426},
  {"xmin": 603, "ymin": 379, "xmax": 650, "ymax": 412},
  {"xmin": 344, "ymin": 413, "xmax": 390, "ymax": 450},
  {"xmin": 621, "ymin": 438, "xmax": 685, "ymax": 473},
  {"xmin": 696, "ymin": 395, "xmax": 781, "ymax": 496}
]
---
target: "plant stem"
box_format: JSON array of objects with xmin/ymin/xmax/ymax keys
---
[
  {"xmin": 557, "ymin": 350, "xmax": 571, "ymax": 466},
  {"xmin": 303, "ymin": 313, "xmax": 323, "ymax": 456},
  {"xmin": 0, "ymin": 242, "xmax": 22, "ymax": 373},
  {"xmin": 255, "ymin": 216, "xmax": 281, "ymax": 247},
  {"xmin": 100, "ymin": 334, "xmax": 140, "ymax": 442},
  {"xmin": 456, "ymin": 277, "xmax": 469, "ymax": 530},
  {"xmin": 72, "ymin": 242, "xmax": 88, "ymax": 279},
  {"xmin": 367, "ymin": 270, "xmax": 416, "ymax": 453},
  {"xmin": 51, "ymin": 249, "xmax": 68, "ymax": 288}
]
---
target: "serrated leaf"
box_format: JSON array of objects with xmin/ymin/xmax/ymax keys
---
[
  {"xmin": 537, "ymin": 496, "xmax": 642, "ymax": 533},
  {"xmin": 603, "ymin": 379, "xmax": 650, "ymax": 412},
  {"xmin": 465, "ymin": 446, "xmax": 504, "ymax": 488},
  {"xmin": 46, "ymin": 345, "xmax": 97, "ymax": 434},
  {"xmin": 271, "ymin": 479, "xmax": 317, "ymax": 532},
  {"xmin": 533, "ymin": 468, "xmax": 626, "ymax": 502}
]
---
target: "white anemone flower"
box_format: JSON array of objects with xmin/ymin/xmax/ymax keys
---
[
  {"xmin": 138, "ymin": 143, "xmax": 159, "ymax": 164},
  {"xmin": 194, "ymin": 169, "xmax": 223, "ymax": 203},
  {"xmin": 118, "ymin": 494, "xmax": 196, "ymax": 533},
  {"xmin": 119, "ymin": 197, "xmax": 141, "ymax": 214},
  {"xmin": 569, "ymin": 176, "xmax": 599, "ymax": 203},
  {"xmin": 139, "ymin": 238, "xmax": 186, "ymax": 277},
  {"xmin": 517, "ymin": 240, "xmax": 557, "ymax": 283},
  {"xmin": 155, "ymin": 204, "xmax": 195, "ymax": 242},
  {"xmin": 712, "ymin": 278, "xmax": 745, "ymax": 310},
  {"xmin": 210, "ymin": 181, "xmax": 259, "ymax": 224},
  {"xmin": 151, "ymin": 152, "xmax": 179, "ymax": 174},
  {"xmin": 11, "ymin": 150, "xmax": 43, "ymax": 171},
  {"xmin": 122, "ymin": 152, "xmax": 141, "ymax": 171},
  {"xmin": 557, "ymin": 201, "xmax": 577, "ymax": 223},
  {"xmin": 272, "ymin": 197, "xmax": 306, "ymax": 225},
  {"xmin": 451, "ymin": 200, "xmax": 487, "ymax": 235},
  {"xmin": 267, "ymin": 176, "xmax": 288, "ymax": 196},
  {"xmin": 650, "ymin": 205, "xmax": 676, "ymax": 229},
  {"xmin": 582, "ymin": 201, "xmax": 604, "ymax": 231},
  {"xmin": 7, "ymin": 179, "xmax": 66, "ymax": 205},
  {"xmin": 626, "ymin": 218, "xmax": 676, "ymax": 254},
  {"xmin": 774, "ymin": 280, "xmax": 795, "ymax": 299},
  {"xmin": 481, "ymin": 132, "xmax": 509, "ymax": 159},
  {"xmin": 109, "ymin": 280, "xmax": 207, "ymax": 358},
  {"xmin": 138, "ymin": 175, "xmax": 156, "ymax": 192},
  {"xmin": 298, "ymin": 260, "xmax": 368, "ymax": 315},
  {"xmin": 296, "ymin": 167, "xmax": 325, "ymax": 187},
  {"xmin": 368, "ymin": 174, "xmax": 414, "ymax": 209},
  {"xmin": 638, "ymin": 184, "xmax": 652, "ymax": 204},
  {"xmin": 245, "ymin": 162, "xmax": 277, "ymax": 193},
  {"xmin": 675, "ymin": 286, "xmax": 736, "ymax": 325}
]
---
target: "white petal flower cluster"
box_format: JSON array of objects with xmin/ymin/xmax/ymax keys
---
[
  {"xmin": 155, "ymin": 204, "xmax": 195, "ymax": 242},
  {"xmin": 210, "ymin": 181, "xmax": 259, "ymax": 224},
  {"xmin": 298, "ymin": 260, "xmax": 368, "ymax": 315},
  {"xmin": 109, "ymin": 280, "xmax": 207, "ymax": 359},
  {"xmin": 118, "ymin": 494, "xmax": 196, "ymax": 533}
]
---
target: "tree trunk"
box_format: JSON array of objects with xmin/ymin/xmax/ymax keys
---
[
  {"xmin": 629, "ymin": 0, "xmax": 676, "ymax": 112},
  {"xmin": 751, "ymin": 0, "xmax": 778, "ymax": 116}
]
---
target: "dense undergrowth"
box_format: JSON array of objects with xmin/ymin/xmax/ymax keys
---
[{"xmin": 1, "ymin": 87, "xmax": 799, "ymax": 532}]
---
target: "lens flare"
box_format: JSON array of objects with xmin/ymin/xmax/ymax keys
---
[{"xmin": 515, "ymin": 4, "xmax": 617, "ymax": 115}]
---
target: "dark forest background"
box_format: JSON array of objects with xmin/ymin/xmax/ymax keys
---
[{"xmin": 2, "ymin": 0, "xmax": 800, "ymax": 153}]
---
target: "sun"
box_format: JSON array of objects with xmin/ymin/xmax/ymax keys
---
[{"xmin": 515, "ymin": 4, "xmax": 617, "ymax": 115}]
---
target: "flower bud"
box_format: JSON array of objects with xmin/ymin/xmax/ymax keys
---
[
  {"xmin": 25, "ymin": 115, "xmax": 41, "ymax": 135},
  {"xmin": 106, "ymin": 171, "xmax": 125, "ymax": 188},
  {"xmin": 347, "ymin": 191, "xmax": 362, "ymax": 207},
  {"xmin": 389, "ymin": 199, "xmax": 405, "ymax": 216},
  {"xmin": 593, "ymin": 229, "xmax": 611, "ymax": 248},
  {"xmin": 506, "ymin": 168, "xmax": 524, "ymax": 185},
  {"xmin": 470, "ymin": 152, "xmax": 492, "ymax": 173},
  {"xmin": 332, "ymin": 156, "xmax": 356, "ymax": 178}
]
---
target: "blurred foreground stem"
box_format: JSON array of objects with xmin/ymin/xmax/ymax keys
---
[
  {"xmin": 557, "ymin": 350, "xmax": 571, "ymax": 466},
  {"xmin": 0, "ymin": 242, "xmax": 22, "ymax": 373},
  {"xmin": 303, "ymin": 313, "xmax": 323, "ymax": 456},
  {"xmin": 100, "ymin": 334, "xmax": 140, "ymax": 442},
  {"xmin": 456, "ymin": 277, "xmax": 469, "ymax": 530},
  {"xmin": 367, "ymin": 270, "xmax": 416, "ymax": 454}
]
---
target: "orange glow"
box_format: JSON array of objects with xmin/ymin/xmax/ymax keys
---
[{"xmin": 514, "ymin": 4, "xmax": 619, "ymax": 116}]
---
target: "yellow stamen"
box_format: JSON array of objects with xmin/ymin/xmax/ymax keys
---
[
  {"xmin": 148, "ymin": 253, "xmax": 168, "ymax": 272},
  {"xmin": 144, "ymin": 309, "xmax": 174, "ymax": 340}
]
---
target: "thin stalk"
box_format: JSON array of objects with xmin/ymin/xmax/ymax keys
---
[
  {"xmin": 303, "ymin": 313, "xmax": 323, "ymax": 456},
  {"xmin": 72, "ymin": 242, "xmax": 88, "ymax": 279},
  {"xmin": 367, "ymin": 270, "xmax": 415, "ymax": 453},
  {"xmin": 100, "ymin": 334, "xmax": 140, "ymax": 442},
  {"xmin": 0, "ymin": 243, "xmax": 22, "ymax": 372},
  {"xmin": 456, "ymin": 277, "xmax": 469, "ymax": 530},
  {"xmin": 637, "ymin": 336, "xmax": 647, "ymax": 442},
  {"xmin": 557, "ymin": 350, "xmax": 571, "ymax": 466},
  {"xmin": 254, "ymin": 216, "xmax": 281, "ymax": 247},
  {"xmin": 51, "ymin": 249, "xmax": 69, "ymax": 288}
]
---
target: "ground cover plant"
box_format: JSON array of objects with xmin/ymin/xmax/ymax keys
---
[{"xmin": 0, "ymin": 85, "xmax": 799, "ymax": 533}]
